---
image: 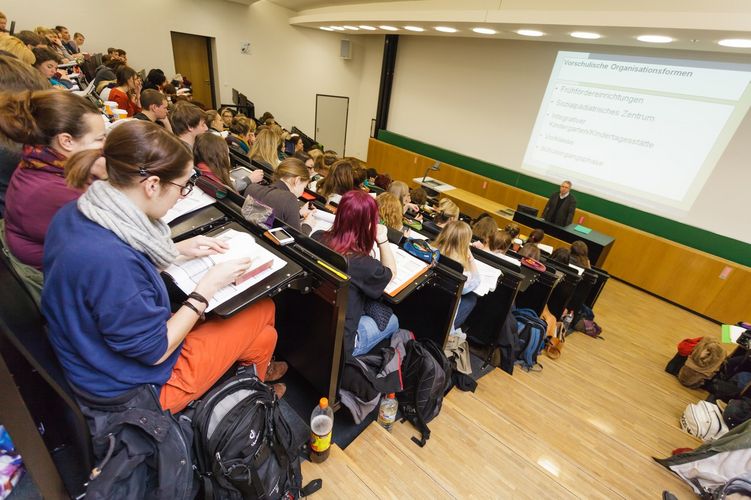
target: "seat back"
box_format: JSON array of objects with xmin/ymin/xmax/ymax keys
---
[{"xmin": 0, "ymin": 254, "xmax": 91, "ymax": 496}]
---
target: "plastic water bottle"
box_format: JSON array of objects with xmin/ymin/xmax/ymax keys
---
[
  {"xmin": 377, "ymin": 393, "xmax": 398, "ymax": 432},
  {"xmin": 310, "ymin": 397, "xmax": 333, "ymax": 463},
  {"xmin": 562, "ymin": 310, "xmax": 574, "ymax": 334}
]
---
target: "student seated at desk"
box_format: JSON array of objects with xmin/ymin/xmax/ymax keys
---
[
  {"xmin": 249, "ymin": 128, "xmax": 280, "ymax": 171},
  {"xmin": 170, "ymin": 101, "xmax": 208, "ymax": 149},
  {"xmin": 388, "ymin": 180, "xmax": 421, "ymax": 217},
  {"xmin": 519, "ymin": 228, "xmax": 544, "ymax": 260},
  {"xmin": 409, "ymin": 186, "xmax": 428, "ymax": 208},
  {"xmin": 108, "ymin": 66, "xmax": 142, "ymax": 117},
  {"xmin": 225, "ymin": 117, "xmax": 253, "ymax": 155},
  {"xmin": 308, "ymin": 152, "xmax": 335, "ymax": 192},
  {"xmin": 377, "ymin": 192, "xmax": 404, "ymax": 233},
  {"xmin": 134, "ymin": 89, "xmax": 171, "ymax": 132},
  {"xmin": 318, "ymin": 159, "xmax": 355, "ymax": 206},
  {"xmin": 471, "ymin": 216, "xmax": 513, "ymax": 255},
  {"xmin": 434, "ymin": 221, "xmax": 480, "ymax": 331},
  {"xmin": 312, "ymin": 190, "xmax": 399, "ymax": 357},
  {"xmin": 43, "ymin": 120, "xmax": 286, "ymax": 412},
  {"xmin": 423, "ymin": 198, "xmax": 459, "ymax": 233},
  {"xmin": 194, "ymin": 133, "xmax": 263, "ymax": 190},
  {"xmin": 1, "ymin": 90, "xmax": 106, "ymax": 273},
  {"xmin": 245, "ymin": 157, "xmax": 314, "ymax": 234},
  {"xmin": 570, "ymin": 240, "xmax": 591, "ymax": 269}
]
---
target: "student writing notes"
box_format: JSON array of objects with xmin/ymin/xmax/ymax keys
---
[{"xmin": 43, "ymin": 121, "xmax": 286, "ymax": 413}]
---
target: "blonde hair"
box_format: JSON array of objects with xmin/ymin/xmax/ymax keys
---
[
  {"xmin": 435, "ymin": 198, "xmax": 460, "ymax": 225},
  {"xmin": 0, "ymin": 35, "xmax": 35, "ymax": 65},
  {"xmin": 377, "ymin": 192, "xmax": 403, "ymax": 231},
  {"xmin": 388, "ymin": 180, "xmax": 410, "ymax": 205},
  {"xmin": 249, "ymin": 128, "xmax": 279, "ymax": 168},
  {"xmin": 434, "ymin": 220, "xmax": 472, "ymax": 269}
]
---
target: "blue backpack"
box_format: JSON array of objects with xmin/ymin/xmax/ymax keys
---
[{"xmin": 512, "ymin": 308, "xmax": 548, "ymax": 371}]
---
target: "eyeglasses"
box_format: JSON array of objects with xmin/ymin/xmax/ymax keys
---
[
  {"xmin": 139, "ymin": 168, "xmax": 198, "ymax": 197},
  {"xmin": 165, "ymin": 177, "xmax": 196, "ymax": 197}
]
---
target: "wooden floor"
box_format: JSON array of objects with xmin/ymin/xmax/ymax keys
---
[{"xmin": 303, "ymin": 279, "xmax": 720, "ymax": 499}]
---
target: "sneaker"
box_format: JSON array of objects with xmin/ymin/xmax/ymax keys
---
[
  {"xmin": 266, "ymin": 361, "xmax": 288, "ymax": 382},
  {"xmin": 272, "ymin": 383, "xmax": 286, "ymax": 400}
]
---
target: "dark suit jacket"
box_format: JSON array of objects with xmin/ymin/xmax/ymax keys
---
[{"xmin": 541, "ymin": 192, "xmax": 576, "ymax": 226}]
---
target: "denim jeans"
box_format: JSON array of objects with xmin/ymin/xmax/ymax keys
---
[
  {"xmin": 454, "ymin": 293, "xmax": 478, "ymax": 330},
  {"xmin": 353, "ymin": 313, "xmax": 400, "ymax": 356}
]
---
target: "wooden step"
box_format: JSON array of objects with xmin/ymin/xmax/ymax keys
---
[{"xmin": 301, "ymin": 444, "xmax": 378, "ymax": 499}]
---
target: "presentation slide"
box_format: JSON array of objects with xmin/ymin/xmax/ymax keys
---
[{"xmin": 522, "ymin": 51, "xmax": 751, "ymax": 216}]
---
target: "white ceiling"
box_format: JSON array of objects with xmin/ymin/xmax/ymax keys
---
[
  {"xmin": 267, "ymin": 0, "xmax": 413, "ymax": 10},
  {"xmin": 272, "ymin": 0, "xmax": 751, "ymax": 54}
]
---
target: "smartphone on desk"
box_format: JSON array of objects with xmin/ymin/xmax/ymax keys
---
[{"xmin": 265, "ymin": 227, "xmax": 295, "ymax": 246}]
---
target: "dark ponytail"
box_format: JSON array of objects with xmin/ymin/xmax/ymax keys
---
[{"xmin": 0, "ymin": 90, "xmax": 99, "ymax": 146}]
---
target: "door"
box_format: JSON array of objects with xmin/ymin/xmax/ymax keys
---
[
  {"xmin": 315, "ymin": 94, "xmax": 349, "ymax": 155},
  {"xmin": 170, "ymin": 32, "xmax": 215, "ymax": 108}
]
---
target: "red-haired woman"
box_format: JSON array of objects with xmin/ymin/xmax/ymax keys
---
[{"xmin": 312, "ymin": 190, "xmax": 399, "ymax": 357}]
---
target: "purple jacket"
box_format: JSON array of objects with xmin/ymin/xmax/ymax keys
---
[{"xmin": 4, "ymin": 148, "xmax": 81, "ymax": 269}]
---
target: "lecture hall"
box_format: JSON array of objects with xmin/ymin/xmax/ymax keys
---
[{"xmin": 0, "ymin": 0, "xmax": 750, "ymax": 498}]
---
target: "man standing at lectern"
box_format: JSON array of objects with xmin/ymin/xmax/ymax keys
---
[{"xmin": 542, "ymin": 180, "xmax": 576, "ymax": 226}]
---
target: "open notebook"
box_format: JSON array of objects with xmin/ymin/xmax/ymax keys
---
[
  {"xmin": 163, "ymin": 229, "xmax": 287, "ymax": 312},
  {"xmin": 372, "ymin": 243, "xmax": 431, "ymax": 297},
  {"xmin": 163, "ymin": 187, "xmax": 216, "ymax": 224}
]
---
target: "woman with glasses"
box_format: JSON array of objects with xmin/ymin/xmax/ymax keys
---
[{"xmin": 42, "ymin": 120, "xmax": 286, "ymax": 414}]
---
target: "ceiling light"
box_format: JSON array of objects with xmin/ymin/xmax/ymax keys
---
[
  {"xmin": 359, "ymin": 25, "xmax": 377, "ymax": 31},
  {"xmin": 517, "ymin": 29, "xmax": 545, "ymax": 37},
  {"xmin": 637, "ymin": 34, "xmax": 673, "ymax": 43},
  {"xmin": 570, "ymin": 31, "xmax": 601, "ymax": 40},
  {"xmin": 718, "ymin": 38, "xmax": 751, "ymax": 48},
  {"xmin": 319, "ymin": 27, "xmax": 334, "ymax": 32},
  {"xmin": 472, "ymin": 27, "xmax": 496, "ymax": 35},
  {"xmin": 342, "ymin": 26, "xmax": 359, "ymax": 31},
  {"xmin": 329, "ymin": 26, "xmax": 345, "ymax": 31},
  {"xmin": 404, "ymin": 26, "xmax": 425, "ymax": 32},
  {"xmin": 380, "ymin": 25, "xmax": 399, "ymax": 31},
  {"xmin": 435, "ymin": 26, "xmax": 457, "ymax": 33}
]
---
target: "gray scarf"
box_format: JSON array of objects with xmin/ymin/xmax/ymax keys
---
[{"xmin": 78, "ymin": 180, "xmax": 179, "ymax": 269}]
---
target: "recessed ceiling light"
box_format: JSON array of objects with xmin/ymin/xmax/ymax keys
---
[
  {"xmin": 472, "ymin": 27, "xmax": 496, "ymax": 35},
  {"xmin": 404, "ymin": 26, "xmax": 425, "ymax": 32},
  {"xmin": 570, "ymin": 31, "xmax": 601, "ymax": 40},
  {"xmin": 517, "ymin": 29, "xmax": 544, "ymax": 37},
  {"xmin": 342, "ymin": 26, "xmax": 359, "ymax": 31},
  {"xmin": 380, "ymin": 25, "xmax": 399, "ymax": 31},
  {"xmin": 319, "ymin": 27, "xmax": 334, "ymax": 32},
  {"xmin": 718, "ymin": 38, "xmax": 751, "ymax": 48},
  {"xmin": 359, "ymin": 25, "xmax": 377, "ymax": 31},
  {"xmin": 435, "ymin": 26, "xmax": 458, "ymax": 33},
  {"xmin": 329, "ymin": 26, "xmax": 345, "ymax": 31},
  {"xmin": 637, "ymin": 34, "xmax": 673, "ymax": 43}
]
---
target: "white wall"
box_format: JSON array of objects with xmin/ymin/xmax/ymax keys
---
[
  {"xmin": 5, "ymin": 0, "xmax": 383, "ymax": 159},
  {"xmin": 388, "ymin": 35, "xmax": 751, "ymax": 244}
]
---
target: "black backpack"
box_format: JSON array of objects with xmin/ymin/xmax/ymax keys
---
[
  {"xmin": 191, "ymin": 373, "xmax": 320, "ymax": 499},
  {"xmin": 397, "ymin": 339, "xmax": 453, "ymax": 447}
]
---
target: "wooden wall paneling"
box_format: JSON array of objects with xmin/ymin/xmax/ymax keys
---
[{"xmin": 367, "ymin": 138, "xmax": 751, "ymax": 323}]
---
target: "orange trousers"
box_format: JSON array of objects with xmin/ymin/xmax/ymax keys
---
[{"xmin": 159, "ymin": 298, "xmax": 277, "ymax": 413}]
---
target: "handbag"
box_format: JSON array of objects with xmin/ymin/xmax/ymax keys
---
[{"xmin": 241, "ymin": 195, "xmax": 275, "ymax": 228}]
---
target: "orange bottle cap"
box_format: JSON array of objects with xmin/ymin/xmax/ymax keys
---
[
  {"xmin": 388, "ymin": 393, "xmax": 395, "ymax": 398},
  {"xmin": 319, "ymin": 397, "xmax": 329, "ymax": 409}
]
